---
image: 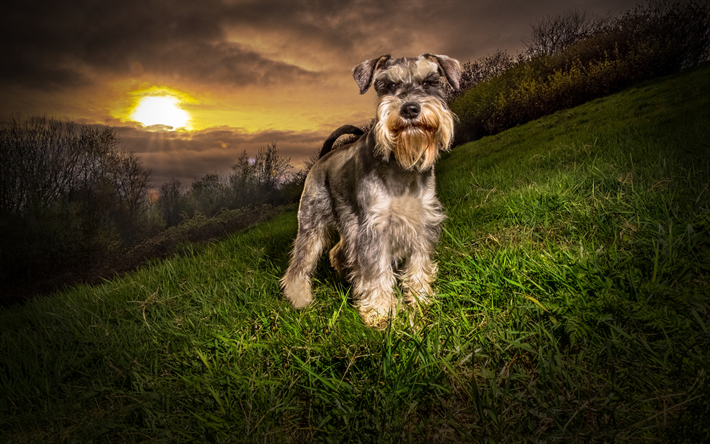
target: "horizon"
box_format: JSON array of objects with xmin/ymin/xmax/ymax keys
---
[{"xmin": 1, "ymin": 0, "xmax": 640, "ymax": 187}]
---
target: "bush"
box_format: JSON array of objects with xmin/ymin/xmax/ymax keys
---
[
  {"xmin": 0, "ymin": 116, "xmax": 151, "ymax": 283},
  {"xmin": 156, "ymin": 142, "xmax": 299, "ymax": 228},
  {"xmin": 449, "ymin": 0, "xmax": 710, "ymax": 144}
]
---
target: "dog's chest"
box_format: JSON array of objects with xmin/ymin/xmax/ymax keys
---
[
  {"xmin": 366, "ymin": 184, "xmax": 441, "ymax": 256},
  {"xmin": 387, "ymin": 193, "xmax": 427, "ymax": 223}
]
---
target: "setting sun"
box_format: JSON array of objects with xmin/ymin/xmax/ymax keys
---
[{"xmin": 132, "ymin": 96, "xmax": 191, "ymax": 129}]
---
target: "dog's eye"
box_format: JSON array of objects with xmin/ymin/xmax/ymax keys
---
[
  {"xmin": 423, "ymin": 79, "xmax": 439, "ymax": 88},
  {"xmin": 376, "ymin": 80, "xmax": 397, "ymax": 94}
]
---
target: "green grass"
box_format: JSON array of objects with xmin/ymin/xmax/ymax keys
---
[{"xmin": 2, "ymin": 63, "xmax": 710, "ymax": 443}]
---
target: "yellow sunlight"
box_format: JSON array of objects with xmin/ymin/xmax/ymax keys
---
[{"xmin": 132, "ymin": 96, "xmax": 191, "ymax": 129}]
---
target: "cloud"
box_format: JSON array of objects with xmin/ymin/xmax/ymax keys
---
[
  {"xmin": 0, "ymin": 0, "xmax": 320, "ymax": 91},
  {"xmin": 1, "ymin": 1, "xmax": 640, "ymax": 93}
]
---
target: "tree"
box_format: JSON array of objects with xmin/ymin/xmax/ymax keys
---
[
  {"xmin": 158, "ymin": 178, "xmax": 184, "ymax": 226},
  {"xmin": 0, "ymin": 115, "xmax": 152, "ymax": 281},
  {"xmin": 253, "ymin": 142, "xmax": 292, "ymax": 192},
  {"xmin": 227, "ymin": 142, "xmax": 294, "ymax": 206},
  {"xmin": 190, "ymin": 173, "xmax": 228, "ymax": 217},
  {"xmin": 452, "ymin": 50, "xmax": 517, "ymax": 97},
  {"xmin": 108, "ymin": 150, "xmax": 152, "ymax": 230},
  {"xmin": 523, "ymin": 10, "xmax": 608, "ymax": 57}
]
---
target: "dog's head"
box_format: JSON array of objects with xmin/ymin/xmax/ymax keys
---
[{"xmin": 352, "ymin": 54, "xmax": 461, "ymax": 172}]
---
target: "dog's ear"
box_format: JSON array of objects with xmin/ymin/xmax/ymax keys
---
[
  {"xmin": 422, "ymin": 54, "xmax": 462, "ymax": 91},
  {"xmin": 352, "ymin": 55, "xmax": 390, "ymax": 95}
]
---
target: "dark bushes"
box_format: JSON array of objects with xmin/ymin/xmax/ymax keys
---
[
  {"xmin": 155, "ymin": 142, "xmax": 299, "ymax": 227},
  {"xmin": 1, "ymin": 118, "xmax": 301, "ymax": 297},
  {"xmin": 450, "ymin": 0, "xmax": 710, "ymax": 143},
  {"xmin": 0, "ymin": 116, "xmax": 152, "ymax": 282}
]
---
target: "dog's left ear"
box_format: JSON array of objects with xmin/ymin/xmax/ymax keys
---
[
  {"xmin": 352, "ymin": 55, "xmax": 391, "ymax": 94},
  {"xmin": 422, "ymin": 54, "xmax": 462, "ymax": 91}
]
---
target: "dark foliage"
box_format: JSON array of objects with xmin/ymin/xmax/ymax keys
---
[
  {"xmin": 0, "ymin": 116, "xmax": 151, "ymax": 284},
  {"xmin": 155, "ymin": 142, "xmax": 298, "ymax": 227},
  {"xmin": 449, "ymin": 50, "xmax": 518, "ymax": 99},
  {"xmin": 1, "ymin": 128, "xmax": 299, "ymax": 301},
  {"xmin": 450, "ymin": 0, "xmax": 710, "ymax": 143}
]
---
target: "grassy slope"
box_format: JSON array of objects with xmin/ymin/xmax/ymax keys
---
[{"xmin": 1, "ymin": 63, "xmax": 709, "ymax": 443}]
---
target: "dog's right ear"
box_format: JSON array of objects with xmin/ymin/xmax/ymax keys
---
[{"xmin": 352, "ymin": 55, "xmax": 390, "ymax": 95}]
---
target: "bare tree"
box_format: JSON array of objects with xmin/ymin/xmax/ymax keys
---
[
  {"xmin": 253, "ymin": 142, "xmax": 293, "ymax": 192},
  {"xmin": 158, "ymin": 178, "xmax": 184, "ymax": 226},
  {"xmin": 108, "ymin": 151, "xmax": 152, "ymax": 225},
  {"xmin": 523, "ymin": 10, "xmax": 609, "ymax": 57},
  {"xmin": 454, "ymin": 50, "xmax": 517, "ymax": 96},
  {"xmin": 0, "ymin": 115, "xmax": 150, "ymax": 218},
  {"xmin": 0, "ymin": 115, "xmax": 153, "ymax": 281},
  {"xmin": 230, "ymin": 151, "xmax": 254, "ymax": 190}
]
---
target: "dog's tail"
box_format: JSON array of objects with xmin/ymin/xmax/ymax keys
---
[{"xmin": 319, "ymin": 125, "xmax": 365, "ymax": 158}]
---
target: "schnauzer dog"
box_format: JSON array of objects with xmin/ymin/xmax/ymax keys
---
[{"xmin": 281, "ymin": 54, "xmax": 461, "ymax": 327}]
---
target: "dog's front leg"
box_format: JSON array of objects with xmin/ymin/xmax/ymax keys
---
[
  {"xmin": 281, "ymin": 220, "xmax": 329, "ymax": 309},
  {"xmin": 402, "ymin": 250, "xmax": 437, "ymax": 306},
  {"xmin": 352, "ymin": 225, "xmax": 398, "ymax": 328}
]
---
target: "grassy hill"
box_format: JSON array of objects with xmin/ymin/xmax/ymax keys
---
[{"xmin": 2, "ymin": 63, "xmax": 709, "ymax": 443}]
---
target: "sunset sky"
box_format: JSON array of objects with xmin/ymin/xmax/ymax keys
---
[{"xmin": 2, "ymin": 0, "xmax": 640, "ymax": 187}]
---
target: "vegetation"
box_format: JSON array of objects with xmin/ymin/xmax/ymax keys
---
[
  {"xmin": 2, "ymin": 60, "xmax": 709, "ymax": 442},
  {"xmin": 2, "ymin": 1, "xmax": 710, "ymax": 439},
  {"xmin": 0, "ymin": 121, "xmax": 299, "ymax": 300},
  {"xmin": 449, "ymin": 0, "xmax": 710, "ymax": 142},
  {"xmin": 0, "ymin": 116, "xmax": 153, "ymax": 284},
  {"xmin": 159, "ymin": 143, "xmax": 301, "ymax": 226}
]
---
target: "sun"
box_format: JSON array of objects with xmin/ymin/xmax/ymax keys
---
[{"xmin": 132, "ymin": 96, "xmax": 191, "ymax": 129}]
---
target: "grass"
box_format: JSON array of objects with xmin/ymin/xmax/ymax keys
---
[{"xmin": 2, "ymin": 63, "xmax": 709, "ymax": 443}]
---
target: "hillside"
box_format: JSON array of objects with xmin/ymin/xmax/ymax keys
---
[{"xmin": 1, "ymin": 63, "xmax": 709, "ymax": 442}]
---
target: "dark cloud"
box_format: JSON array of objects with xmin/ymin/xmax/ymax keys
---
[
  {"xmin": 0, "ymin": 0, "xmax": 320, "ymax": 91},
  {"xmin": 1, "ymin": 0, "xmax": 640, "ymax": 92},
  {"xmin": 0, "ymin": 63, "xmax": 92, "ymax": 92}
]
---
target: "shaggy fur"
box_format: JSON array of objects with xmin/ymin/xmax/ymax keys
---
[{"xmin": 281, "ymin": 54, "xmax": 461, "ymax": 327}]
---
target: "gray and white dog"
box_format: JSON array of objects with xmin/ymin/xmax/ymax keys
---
[{"xmin": 281, "ymin": 54, "xmax": 461, "ymax": 327}]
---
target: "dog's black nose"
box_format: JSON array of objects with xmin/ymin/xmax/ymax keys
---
[{"xmin": 400, "ymin": 102, "xmax": 421, "ymax": 119}]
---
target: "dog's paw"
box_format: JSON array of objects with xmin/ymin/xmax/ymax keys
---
[
  {"xmin": 359, "ymin": 309, "xmax": 391, "ymax": 329},
  {"xmin": 281, "ymin": 277, "xmax": 313, "ymax": 309},
  {"xmin": 358, "ymin": 300, "xmax": 398, "ymax": 329}
]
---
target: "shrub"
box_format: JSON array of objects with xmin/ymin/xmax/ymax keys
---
[
  {"xmin": 449, "ymin": 0, "xmax": 710, "ymax": 144},
  {"xmin": 156, "ymin": 142, "xmax": 298, "ymax": 228},
  {"xmin": 0, "ymin": 116, "xmax": 151, "ymax": 283}
]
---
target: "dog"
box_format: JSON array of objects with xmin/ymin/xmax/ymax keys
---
[{"xmin": 281, "ymin": 54, "xmax": 461, "ymax": 327}]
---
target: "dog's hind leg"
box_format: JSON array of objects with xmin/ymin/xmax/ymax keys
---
[
  {"xmin": 281, "ymin": 189, "xmax": 333, "ymax": 309},
  {"xmin": 281, "ymin": 220, "xmax": 329, "ymax": 308},
  {"xmin": 329, "ymin": 239, "xmax": 348, "ymax": 276}
]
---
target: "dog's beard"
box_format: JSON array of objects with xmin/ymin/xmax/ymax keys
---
[{"xmin": 375, "ymin": 96, "xmax": 454, "ymax": 172}]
